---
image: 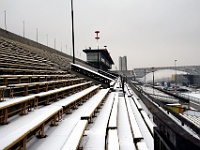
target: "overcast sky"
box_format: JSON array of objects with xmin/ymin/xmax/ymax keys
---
[{"xmin": 0, "ymin": 0, "xmax": 200, "ymax": 70}]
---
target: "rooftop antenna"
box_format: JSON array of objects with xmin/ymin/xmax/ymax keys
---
[{"xmin": 95, "ymin": 30, "xmax": 100, "ymax": 49}]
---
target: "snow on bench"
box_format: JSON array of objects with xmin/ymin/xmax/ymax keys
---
[
  {"xmin": 81, "ymin": 88, "xmax": 109, "ymax": 123},
  {"xmin": 136, "ymin": 141, "xmax": 149, "ymax": 150},
  {"xmin": 71, "ymin": 63, "xmax": 113, "ymax": 88},
  {"xmin": 55, "ymin": 85, "xmax": 101, "ymax": 113},
  {"xmin": 0, "ymin": 74, "xmax": 76, "ymax": 86},
  {"xmin": 35, "ymin": 81, "xmax": 92, "ymax": 98},
  {"xmin": 0, "ymin": 82, "xmax": 92, "ymax": 124},
  {"xmin": 110, "ymin": 80, "xmax": 116, "ymax": 87},
  {"xmin": 8, "ymin": 78, "xmax": 84, "ymax": 98},
  {"xmin": 0, "ymin": 105, "xmax": 63, "ymax": 150},
  {"xmin": 35, "ymin": 81, "xmax": 92, "ymax": 105},
  {"xmin": 108, "ymin": 93, "xmax": 118, "ymax": 129},
  {"xmin": 61, "ymin": 120, "xmax": 88, "ymax": 150},
  {"xmin": 126, "ymin": 95, "xmax": 154, "ymax": 149},
  {"xmin": 0, "ymin": 95, "xmax": 36, "ymax": 124},
  {"xmin": 125, "ymin": 94, "xmax": 143, "ymax": 142},
  {"xmin": 71, "ymin": 63, "xmax": 114, "ymax": 81},
  {"xmin": 107, "ymin": 129, "xmax": 120, "ymax": 150},
  {"xmin": 132, "ymin": 96, "xmax": 143, "ymax": 111},
  {"xmin": 140, "ymin": 110, "xmax": 155, "ymax": 136},
  {"xmin": 125, "ymin": 83, "xmax": 133, "ymax": 97}
]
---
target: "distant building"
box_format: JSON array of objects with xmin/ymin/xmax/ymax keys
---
[
  {"xmin": 119, "ymin": 56, "xmax": 127, "ymax": 71},
  {"xmin": 177, "ymin": 74, "xmax": 200, "ymax": 87},
  {"xmin": 83, "ymin": 48, "xmax": 114, "ymax": 71}
]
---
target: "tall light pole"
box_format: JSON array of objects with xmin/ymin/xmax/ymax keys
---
[
  {"xmin": 23, "ymin": 21, "xmax": 25, "ymax": 38},
  {"xmin": 54, "ymin": 38, "xmax": 56, "ymax": 49},
  {"xmin": 46, "ymin": 34, "xmax": 48, "ymax": 46},
  {"xmin": 71, "ymin": 0, "xmax": 75, "ymax": 63},
  {"xmin": 152, "ymin": 67, "xmax": 155, "ymax": 96},
  {"xmin": 4, "ymin": 10, "xmax": 7, "ymax": 30},
  {"xmin": 174, "ymin": 59, "xmax": 177, "ymax": 86},
  {"xmin": 36, "ymin": 28, "xmax": 38, "ymax": 42}
]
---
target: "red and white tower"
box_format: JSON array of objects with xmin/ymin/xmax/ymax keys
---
[{"xmin": 95, "ymin": 30, "xmax": 100, "ymax": 49}]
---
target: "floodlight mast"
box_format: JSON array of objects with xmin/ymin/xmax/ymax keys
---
[{"xmin": 71, "ymin": 0, "xmax": 75, "ymax": 63}]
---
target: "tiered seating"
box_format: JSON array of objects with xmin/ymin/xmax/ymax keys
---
[
  {"xmin": 126, "ymin": 84, "xmax": 155, "ymax": 136},
  {"xmin": 125, "ymin": 94, "xmax": 143, "ymax": 142},
  {"xmin": 0, "ymin": 37, "xmax": 71, "ymax": 71},
  {"xmin": 0, "ymin": 36, "xmax": 108, "ymax": 149},
  {"xmin": 71, "ymin": 63, "xmax": 114, "ymax": 88},
  {"xmin": 108, "ymin": 93, "xmax": 118, "ymax": 129},
  {"xmin": 7, "ymin": 77, "xmax": 84, "ymax": 98},
  {"xmin": 106, "ymin": 93, "xmax": 120, "ymax": 150},
  {"xmin": 81, "ymin": 88, "xmax": 109, "ymax": 123},
  {"xmin": 5, "ymin": 32, "xmax": 161, "ymax": 150},
  {"xmin": 61, "ymin": 120, "xmax": 88, "ymax": 150},
  {"xmin": 0, "ymin": 38, "xmax": 59, "ymax": 73},
  {"xmin": 0, "ymin": 105, "xmax": 63, "ymax": 150},
  {"xmin": 107, "ymin": 129, "xmax": 120, "ymax": 150}
]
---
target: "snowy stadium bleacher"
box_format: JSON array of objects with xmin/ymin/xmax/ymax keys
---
[
  {"xmin": 1, "ymin": 28, "xmax": 200, "ymax": 150},
  {"xmin": 0, "ymin": 29, "xmax": 156, "ymax": 150}
]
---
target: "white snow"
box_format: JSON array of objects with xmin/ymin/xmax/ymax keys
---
[
  {"xmin": 0, "ymin": 105, "xmax": 62, "ymax": 150},
  {"xmin": 139, "ymin": 69, "xmax": 187, "ymax": 83},
  {"xmin": 0, "ymin": 77, "xmax": 158, "ymax": 150},
  {"xmin": 71, "ymin": 63, "xmax": 114, "ymax": 81},
  {"xmin": 137, "ymin": 141, "xmax": 149, "ymax": 150},
  {"xmin": 125, "ymin": 94, "xmax": 143, "ymax": 140},
  {"xmin": 126, "ymin": 95, "xmax": 154, "ymax": 150},
  {"xmin": 61, "ymin": 120, "xmax": 88, "ymax": 150},
  {"xmin": 108, "ymin": 93, "xmax": 118, "ymax": 129},
  {"xmin": 83, "ymin": 92, "xmax": 115, "ymax": 150},
  {"xmin": 107, "ymin": 129, "xmax": 120, "ymax": 150},
  {"xmin": 118, "ymin": 97, "xmax": 136, "ymax": 150},
  {"xmin": 81, "ymin": 88, "xmax": 109, "ymax": 119}
]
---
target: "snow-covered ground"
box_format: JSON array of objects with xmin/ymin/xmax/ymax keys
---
[
  {"xmin": 180, "ymin": 92, "xmax": 200, "ymax": 105},
  {"xmin": 140, "ymin": 86, "xmax": 179, "ymax": 103},
  {"xmin": 138, "ymin": 69, "xmax": 187, "ymax": 83}
]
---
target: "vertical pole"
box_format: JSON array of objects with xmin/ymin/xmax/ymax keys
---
[
  {"xmin": 175, "ymin": 60, "xmax": 177, "ymax": 86},
  {"xmin": 66, "ymin": 45, "xmax": 67, "ymax": 54},
  {"xmin": 152, "ymin": 67, "xmax": 155, "ymax": 96},
  {"xmin": 71, "ymin": 0, "xmax": 75, "ymax": 64},
  {"xmin": 54, "ymin": 38, "xmax": 56, "ymax": 49},
  {"xmin": 23, "ymin": 21, "xmax": 25, "ymax": 38},
  {"xmin": 46, "ymin": 34, "xmax": 48, "ymax": 46},
  {"xmin": 4, "ymin": 10, "xmax": 7, "ymax": 30},
  {"xmin": 36, "ymin": 28, "xmax": 38, "ymax": 42},
  {"xmin": 144, "ymin": 69, "xmax": 146, "ymax": 85}
]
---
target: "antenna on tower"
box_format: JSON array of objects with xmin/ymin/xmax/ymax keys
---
[{"xmin": 95, "ymin": 30, "xmax": 100, "ymax": 49}]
